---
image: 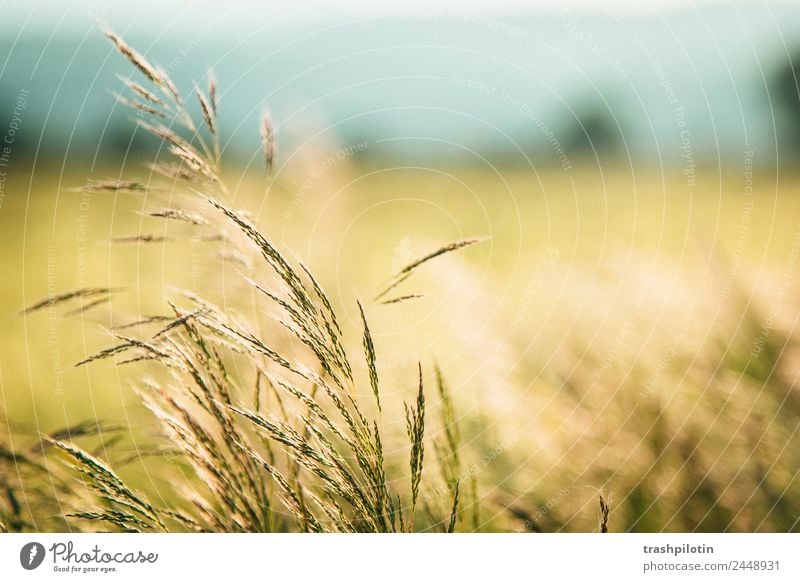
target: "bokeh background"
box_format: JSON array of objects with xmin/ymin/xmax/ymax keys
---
[{"xmin": 2, "ymin": 0, "xmax": 800, "ymax": 532}]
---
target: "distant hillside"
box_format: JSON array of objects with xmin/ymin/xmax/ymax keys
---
[{"xmin": 2, "ymin": 4, "xmax": 800, "ymax": 166}]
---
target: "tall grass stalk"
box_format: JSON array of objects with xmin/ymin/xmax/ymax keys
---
[{"xmin": 13, "ymin": 31, "xmax": 478, "ymax": 533}]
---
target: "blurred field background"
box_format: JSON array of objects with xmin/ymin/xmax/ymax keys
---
[{"xmin": 2, "ymin": 0, "xmax": 800, "ymax": 532}]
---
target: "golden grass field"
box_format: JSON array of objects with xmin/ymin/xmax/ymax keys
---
[
  {"xmin": 2, "ymin": 28, "xmax": 800, "ymax": 530},
  {"xmin": 3, "ymin": 143, "xmax": 799, "ymax": 532}
]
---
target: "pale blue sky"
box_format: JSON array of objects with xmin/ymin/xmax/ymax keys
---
[
  {"xmin": 1, "ymin": 0, "xmax": 792, "ymax": 34},
  {"xmin": 2, "ymin": 0, "xmax": 799, "ymax": 162}
]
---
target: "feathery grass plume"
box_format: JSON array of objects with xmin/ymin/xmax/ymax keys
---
[
  {"xmin": 379, "ymin": 294, "xmax": 424, "ymax": 305},
  {"xmin": 195, "ymin": 83, "xmax": 220, "ymax": 163},
  {"xmin": 48, "ymin": 438, "xmax": 167, "ymax": 532},
  {"xmin": 447, "ymin": 480, "xmax": 460, "ymax": 533},
  {"xmin": 432, "ymin": 366, "xmax": 462, "ymax": 528},
  {"xmin": 0, "ymin": 453, "xmax": 31, "ymax": 532},
  {"xmin": 208, "ymin": 73, "xmax": 218, "ymax": 115},
  {"xmin": 80, "ymin": 180, "xmax": 149, "ymax": 193},
  {"xmin": 204, "ymin": 199, "xmax": 316, "ymax": 318},
  {"xmin": 135, "ymin": 377, "xmax": 271, "ymax": 532},
  {"xmin": 0, "ymin": 488, "xmax": 23, "ymax": 532},
  {"xmin": 405, "ymin": 364, "xmax": 426, "ymax": 518},
  {"xmin": 146, "ymin": 162, "xmax": 200, "ymax": 183},
  {"xmin": 398, "ymin": 238, "xmax": 484, "ymax": 273},
  {"xmin": 1, "ymin": 422, "xmax": 125, "ymax": 532},
  {"xmin": 113, "ymin": 92, "xmax": 165, "ymax": 118},
  {"xmin": 104, "ymin": 31, "xmax": 165, "ymax": 91},
  {"xmin": 358, "ymin": 301, "xmax": 381, "ymax": 413},
  {"xmin": 196, "ymin": 86, "xmax": 216, "ymax": 137},
  {"xmin": 137, "ymin": 120, "xmax": 193, "ymax": 151},
  {"xmin": 433, "ymin": 363, "xmax": 460, "ymax": 487},
  {"xmin": 21, "ymin": 288, "xmax": 119, "ymax": 315},
  {"xmin": 375, "ymin": 238, "xmax": 484, "ymax": 301},
  {"xmin": 109, "ymin": 235, "xmax": 171, "ymax": 244},
  {"xmin": 111, "ymin": 315, "xmax": 173, "ymax": 331},
  {"xmin": 469, "ymin": 476, "xmax": 480, "ymax": 532},
  {"xmin": 169, "ymin": 145, "xmax": 218, "ymax": 182},
  {"xmin": 25, "ymin": 26, "xmax": 794, "ymax": 536},
  {"xmin": 16, "ymin": 30, "xmax": 484, "ymax": 534},
  {"xmin": 106, "ymin": 31, "xmax": 219, "ymax": 175},
  {"xmin": 144, "ymin": 208, "xmax": 209, "ymax": 226},
  {"xmin": 157, "ymin": 66, "xmax": 184, "ymax": 107},
  {"xmin": 261, "ymin": 112, "xmax": 276, "ymax": 173},
  {"xmin": 117, "ymin": 74, "xmax": 165, "ymax": 106},
  {"xmin": 599, "ymin": 493, "xmax": 610, "ymax": 533},
  {"xmin": 74, "ymin": 334, "xmax": 166, "ymax": 368},
  {"xmin": 298, "ymin": 262, "xmax": 352, "ymax": 380}
]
